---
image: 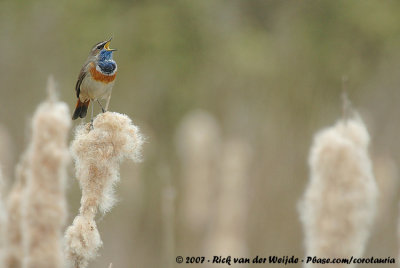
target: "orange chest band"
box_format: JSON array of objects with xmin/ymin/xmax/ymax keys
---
[{"xmin": 89, "ymin": 64, "xmax": 117, "ymax": 83}]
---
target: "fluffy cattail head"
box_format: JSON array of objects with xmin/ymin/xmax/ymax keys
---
[
  {"xmin": 64, "ymin": 215, "xmax": 102, "ymax": 268},
  {"xmin": 71, "ymin": 112, "xmax": 143, "ymax": 214},
  {"xmin": 65, "ymin": 112, "xmax": 144, "ymax": 268},
  {"xmin": 21, "ymin": 79, "xmax": 71, "ymax": 268},
  {"xmin": 5, "ymin": 152, "xmax": 29, "ymax": 268},
  {"xmin": 299, "ymin": 116, "xmax": 378, "ymax": 265}
]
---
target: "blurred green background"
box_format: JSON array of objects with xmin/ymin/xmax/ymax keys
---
[{"xmin": 1, "ymin": 0, "xmax": 400, "ymax": 267}]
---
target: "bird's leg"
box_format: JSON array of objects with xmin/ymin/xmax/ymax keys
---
[
  {"xmin": 105, "ymin": 92, "xmax": 112, "ymax": 112},
  {"xmin": 90, "ymin": 101, "xmax": 94, "ymax": 129},
  {"xmin": 97, "ymin": 99, "xmax": 106, "ymax": 113}
]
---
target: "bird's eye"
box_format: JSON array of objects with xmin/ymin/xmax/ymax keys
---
[{"xmin": 97, "ymin": 45, "xmax": 103, "ymax": 49}]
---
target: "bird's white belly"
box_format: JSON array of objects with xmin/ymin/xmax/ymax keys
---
[{"xmin": 79, "ymin": 75, "xmax": 114, "ymax": 101}]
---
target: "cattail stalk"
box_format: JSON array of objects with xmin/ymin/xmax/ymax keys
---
[
  {"xmin": 0, "ymin": 168, "xmax": 6, "ymax": 267},
  {"xmin": 176, "ymin": 110, "xmax": 221, "ymax": 234},
  {"xmin": 161, "ymin": 170, "xmax": 176, "ymax": 268},
  {"xmin": 65, "ymin": 112, "xmax": 143, "ymax": 268},
  {"xmin": 21, "ymin": 81, "xmax": 71, "ymax": 268},
  {"xmin": 5, "ymin": 153, "xmax": 29, "ymax": 268},
  {"xmin": 0, "ymin": 125, "xmax": 15, "ymax": 180},
  {"xmin": 204, "ymin": 138, "xmax": 251, "ymax": 259},
  {"xmin": 299, "ymin": 116, "xmax": 378, "ymax": 267}
]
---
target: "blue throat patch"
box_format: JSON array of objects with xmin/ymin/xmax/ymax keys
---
[{"xmin": 98, "ymin": 50, "xmax": 116, "ymax": 74}]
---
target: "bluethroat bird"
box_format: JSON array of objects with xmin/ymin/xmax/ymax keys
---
[{"xmin": 72, "ymin": 37, "xmax": 117, "ymax": 121}]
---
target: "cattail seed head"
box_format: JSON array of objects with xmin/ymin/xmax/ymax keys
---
[
  {"xmin": 21, "ymin": 82, "xmax": 71, "ymax": 268},
  {"xmin": 65, "ymin": 112, "xmax": 143, "ymax": 268},
  {"xmin": 299, "ymin": 116, "xmax": 378, "ymax": 267}
]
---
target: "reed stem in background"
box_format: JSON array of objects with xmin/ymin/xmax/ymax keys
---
[
  {"xmin": 175, "ymin": 110, "xmax": 221, "ymax": 235},
  {"xmin": 0, "ymin": 168, "xmax": 6, "ymax": 267},
  {"xmin": 204, "ymin": 138, "xmax": 251, "ymax": 260},
  {"xmin": 160, "ymin": 166, "xmax": 175, "ymax": 268}
]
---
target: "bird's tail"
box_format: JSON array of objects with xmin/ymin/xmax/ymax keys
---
[{"xmin": 72, "ymin": 99, "xmax": 90, "ymax": 120}]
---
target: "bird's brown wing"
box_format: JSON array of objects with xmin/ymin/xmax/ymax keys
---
[{"xmin": 75, "ymin": 64, "xmax": 89, "ymax": 98}]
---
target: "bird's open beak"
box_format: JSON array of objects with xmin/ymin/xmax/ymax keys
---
[{"xmin": 104, "ymin": 37, "xmax": 117, "ymax": 51}]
